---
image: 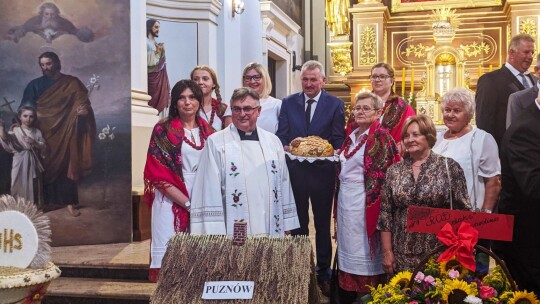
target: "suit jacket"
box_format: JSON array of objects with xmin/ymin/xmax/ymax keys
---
[
  {"xmin": 277, "ymin": 90, "xmax": 345, "ymax": 149},
  {"xmin": 500, "ymin": 102, "xmax": 540, "ymax": 215},
  {"xmin": 498, "ymin": 102, "xmax": 540, "ymax": 289},
  {"xmin": 506, "ymin": 84, "xmax": 539, "ymax": 129},
  {"xmin": 475, "ymin": 65, "xmax": 537, "ymax": 146}
]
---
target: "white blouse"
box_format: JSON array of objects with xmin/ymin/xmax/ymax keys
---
[
  {"xmin": 224, "ymin": 96, "xmax": 282, "ymax": 134},
  {"xmin": 339, "ymin": 127, "xmax": 368, "ymax": 184},
  {"xmin": 181, "ymin": 127, "xmax": 204, "ymax": 176},
  {"xmin": 433, "ymin": 127, "xmax": 500, "ymax": 210}
]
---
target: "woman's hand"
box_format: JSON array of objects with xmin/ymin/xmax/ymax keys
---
[{"xmin": 382, "ymin": 250, "xmax": 396, "ymax": 274}]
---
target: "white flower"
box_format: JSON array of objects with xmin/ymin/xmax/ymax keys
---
[
  {"xmin": 414, "ymin": 272, "xmax": 425, "ymax": 283},
  {"xmin": 99, "ymin": 124, "xmax": 115, "ymax": 141},
  {"xmin": 464, "ymin": 295, "xmax": 482, "ymax": 304},
  {"xmin": 448, "ymin": 269, "xmax": 460, "ymax": 279},
  {"xmin": 90, "ymin": 74, "xmax": 100, "ymax": 84}
]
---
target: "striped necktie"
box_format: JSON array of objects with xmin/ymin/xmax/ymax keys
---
[{"xmin": 518, "ymin": 73, "xmax": 531, "ymax": 89}]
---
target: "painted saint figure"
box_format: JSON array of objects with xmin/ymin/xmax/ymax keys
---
[
  {"xmin": 147, "ymin": 19, "xmax": 171, "ymax": 113},
  {"xmin": 5, "ymin": 2, "xmax": 94, "ymax": 43},
  {"xmin": 325, "ymin": 0, "xmax": 351, "ymax": 36},
  {"xmin": 20, "ymin": 51, "xmax": 96, "ymax": 217},
  {"xmin": 0, "ymin": 107, "xmax": 46, "ymax": 207}
]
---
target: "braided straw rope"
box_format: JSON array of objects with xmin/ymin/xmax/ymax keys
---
[{"xmin": 151, "ymin": 234, "xmax": 319, "ymax": 304}]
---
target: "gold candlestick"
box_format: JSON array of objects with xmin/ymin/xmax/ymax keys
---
[
  {"xmin": 401, "ymin": 68, "xmax": 406, "ymax": 96},
  {"xmin": 410, "ymin": 68, "xmax": 415, "ymax": 94}
]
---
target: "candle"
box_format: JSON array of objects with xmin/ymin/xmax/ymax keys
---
[
  {"xmin": 410, "ymin": 68, "xmax": 414, "ymax": 94},
  {"xmin": 401, "ymin": 68, "xmax": 406, "ymax": 96},
  {"xmin": 489, "ymin": 64, "xmax": 493, "ymax": 72},
  {"xmin": 478, "ymin": 65, "xmax": 482, "ymax": 77}
]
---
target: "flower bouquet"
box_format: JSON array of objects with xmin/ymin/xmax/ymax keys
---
[{"xmin": 367, "ymin": 222, "xmax": 539, "ymax": 304}]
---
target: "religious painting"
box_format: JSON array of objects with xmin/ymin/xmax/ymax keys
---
[
  {"xmin": 0, "ymin": 0, "xmax": 132, "ymax": 246},
  {"xmin": 391, "ymin": 0, "xmax": 502, "ymax": 13},
  {"xmin": 271, "ymin": 0, "xmax": 302, "ymax": 27},
  {"xmin": 145, "ymin": 18, "xmax": 198, "ymax": 113}
]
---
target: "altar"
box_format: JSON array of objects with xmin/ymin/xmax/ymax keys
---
[{"xmin": 324, "ymin": 0, "xmax": 540, "ymax": 125}]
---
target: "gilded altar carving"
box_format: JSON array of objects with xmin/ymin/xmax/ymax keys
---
[
  {"xmin": 328, "ymin": 42, "xmax": 353, "ymax": 75},
  {"xmin": 391, "ymin": 0, "xmax": 502, "ymax": 13},
  {"xmin": 384, "ymin": 30, "xmax": 388, "ymax": 63},
  {"xmin": 402, "ymin": 44, "xmax": 436, "ymax": 59},
  {"xmin": 519, "ymin": 17, "xmax": 537, "ymax": 37},
  {"xmin": 507, "ymin": 24, "xmax": 512, "ymax": 47},
  {"xmin": 358, "ymin": 25, "xmax": 377, "ymax": 65},
  {"xmin": 459, "ymin": 42, "xmax": 490, "ymax": 58}
]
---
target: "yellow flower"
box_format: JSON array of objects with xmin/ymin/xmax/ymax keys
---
[
  {"xmin": 441, "ymin": 279, "xmax": 477, "ymax": 303},
  {"xmin": 389, "ymin": 271, "xmax": 413, "ymax": 289},
  {"xmin": 440, "ymin": 257, "xmax": 468, "ymax": 278},
  {"xmin": 505, "ymin": 291, "xmax": 539, "ymax": 304}
]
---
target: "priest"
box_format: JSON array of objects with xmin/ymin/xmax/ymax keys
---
[{"xmin": 190, "ymin": 87, "xmax": 299, "ymax": 236}]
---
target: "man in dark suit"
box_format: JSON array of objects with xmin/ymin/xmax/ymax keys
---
[
  {"xmin": 494, "ymin": 90, "xmax": 540, "ymax": 295},
  {"xmin": 277, "ymin": 60, "xmax": 345, "ymax": 294},
  {"xmin": 506, "ymin": 53, "xmax": 540, "ymax": 129},
  {"xmin": 475, "ymin": 33, "xmax": 536, "ymax": 146}
]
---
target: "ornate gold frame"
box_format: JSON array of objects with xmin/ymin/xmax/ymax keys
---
[{"xmin": 391, "ymin": 0, "xmax": 502, "ymax": 13}]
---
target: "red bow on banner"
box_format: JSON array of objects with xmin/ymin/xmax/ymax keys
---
[{"xmin": 436, "ymin": 222, "xmax": 479, "ymax": 271}]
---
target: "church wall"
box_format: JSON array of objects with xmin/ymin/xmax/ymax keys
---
[
  {"xmin": 217, "ymin": 0, "xmax": 244, "ymax": 103},
  {"xmin": 261, "ymin": 1, "xmax": 304, "ymax": 96},
  {"xmin": 131, "ymin": 1, "xmax": 306, "ymax": 240}
]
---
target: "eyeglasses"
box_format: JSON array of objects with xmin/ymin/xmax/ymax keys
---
[
  {"xmin": 232, "ymin": 106, "xmax": 260, "ymax": 114},
  {"xmin": 243, "ymin": 75, "xmax": 262, "ymax": 82},
  {"xmin": 353, "ymin": 106, "xmax": 377, "ymax": 113},
  {"xmin": 369, "ymin": 74, "xmax": 392, "ymax": 81}
]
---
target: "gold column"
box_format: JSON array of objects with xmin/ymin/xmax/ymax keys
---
[{"xmin": 347, "ymin": 2, "xmax": 389, "ymax": 98}]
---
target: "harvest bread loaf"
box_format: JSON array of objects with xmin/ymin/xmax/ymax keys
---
[{"xmin": 289, "ymin": 136, "xmax": 334, "ymax": 157}]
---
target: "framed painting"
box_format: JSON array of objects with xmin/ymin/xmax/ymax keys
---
[
  {"xmin": 0, "ymin": 0, "xmax": 132, "ymax": 246},
  {"xmin": 391, "ymin": 0, "xmax": 502, "ymax": 13}
]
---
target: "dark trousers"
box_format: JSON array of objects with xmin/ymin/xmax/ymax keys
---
[{"xmin": 287, "ymin": 158, "xmax": 335, "ymax": 281}]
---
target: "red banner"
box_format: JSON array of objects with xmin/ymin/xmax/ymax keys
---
[{"xmin": 406, "ymin": 206, "xmax": 514, "ymax": 241}]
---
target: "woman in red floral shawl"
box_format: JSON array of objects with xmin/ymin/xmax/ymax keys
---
[
  {"xmin": 336, "ymin": 92, "xmax": 400, "ymax": 303},
  {"xmin": 191, "ymin": 65, "xmax": 231, "ymax": 131},
  {"xmin": 346, "ymin": 63, "xmax": 415, "ymax": 154},
  {"xmin": 144, "ymin": 79, "xmax": 213, "ymax": 282}
]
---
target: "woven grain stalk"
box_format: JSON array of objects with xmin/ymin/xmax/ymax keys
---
[{"xmin": 151, "ymin": 233, "xmax": 320, "ymax": 304}]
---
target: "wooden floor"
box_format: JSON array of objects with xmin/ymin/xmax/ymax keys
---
[{"xmin": 51, "ymin": 240, "xmax": 150, "ymax": 268}]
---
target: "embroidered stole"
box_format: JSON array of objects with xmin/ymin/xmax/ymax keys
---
[{"xmin": 222, "ymin": 126, "xmax": 284, "ymax": 236}]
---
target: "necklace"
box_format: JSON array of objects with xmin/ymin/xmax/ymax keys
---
[
  {"xmin": 182, "ymin": 128, "xmax": 205, "ymax": 150},
  {"xmin": 343, "ymin": 134, "xmax": 368, "ymax": 159}
]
